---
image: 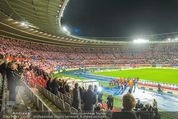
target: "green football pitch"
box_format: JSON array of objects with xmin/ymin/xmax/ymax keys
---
[{"xmin": 93, "ymin": 68, "xmax": 178, "ymax": 84}]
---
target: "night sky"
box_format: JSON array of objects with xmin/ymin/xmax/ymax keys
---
[{"xmin": 61, "ymin": 0, "xmax": 178, "ymax": 38}]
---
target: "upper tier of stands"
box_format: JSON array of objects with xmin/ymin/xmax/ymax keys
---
[
  {"xmin": 1, "ymin": 37, "xmax": 178, "ymax": 60},
  {"xmin": 0, "ymin": 37, "xmax": 178, "ymax": 72}
]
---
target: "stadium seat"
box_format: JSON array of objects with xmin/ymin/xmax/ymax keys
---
[
  {"xmin": 60, "ymin": 92, "xmax": 64, "ymax": 100},
  {"xmin": 71, "ymin": 106, "xmax": 78, "ymax": 113},
  {"xmin": 59, "ymin": 99, "xmax": 65, "ymax": 111},
  {"xmin": 64, "ymin": 102, "xmax": 71, "ymax": 112}
]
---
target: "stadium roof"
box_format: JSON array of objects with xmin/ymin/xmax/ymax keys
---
[{"xmin": 0, "ymin": 0, "xmax": 178, "ymax": 47}]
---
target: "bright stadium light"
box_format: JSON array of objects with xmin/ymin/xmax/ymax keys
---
[
  {"xmin": 97, "ymin": 86, "xmax": 102, "ymax": 92},
  {"xmin": 62, "ymin": 26, "xmax": 70, "ymax": 34},
  {"xmin": 133, "ymin": 39, "xmax": 149, "ymax": 43},
  {"xmin": 20, "ymin": 21, "xmax": 28, "ymax": 26}
]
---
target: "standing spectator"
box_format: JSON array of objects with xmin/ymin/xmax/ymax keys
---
[
  {"xmin": 112, "ymin": 94, "xmax": 137, "ymax": 119},
  {"xmin": 153, "ymin": 99, "xmax": 157, "ymax": 109},
  {"xmin": 6, "ymin": 62, "xmax": 21, "ymax": 109},
  {"xmin": 0, "ymin": 60, "xmax": 7, "ymax": 79},
  {"xmin": 51, "ymin": 78, "xmax": 59, "ymax": 95},
  {"xmin": 94, "ymin": 85, "xmax": 98, "ymax": 93},
  {"xmin": 59, "ymin": 80, "xmax": 65, "ymax": 94},
  {"xmin": 107, "ymin": 95, "xmax": 113, "ymax": 110},
  {"xmin": 65, "ymin": 83, "xmax": 70, "ymax": 93},
  {"xmin": 46, "ymin": 77, "xmax": 53, "ymax": 91},
  {"xmin": 98, "ymin": 89, "xmax": 103, "ymax": 104},
  {"xmin": 83, "ymin": 85, "xmax": 97, "ymax": 112},
  {"xmin": 79, "ymin": 86, "xmax": 84, "ymax": 103},
  {"xmin": 72, "ymin": 83, "xmax": 81, "ymax": 110}
]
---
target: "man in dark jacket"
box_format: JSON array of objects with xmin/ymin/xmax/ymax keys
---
[
  {"xmin": 51, "ymin": 78, "xmax": 59, "ymax": 95},
  {"xmin": 72, "ymin": 83, "xmax": 81, "ymax": 110},
  {"xmin": 112, "ymin": 94, "xmax": 137, "ymax": 119},
  {"xmin": 107, "ymin": 95, "xmax": 113, "ymax": 110},
  {"xmin": 83, "ymin": 85, "xmax": 97, "ymax": 112},
  {"xmin": 135, "ymin": 100, "xmax": 143, "ymax": 111},
  {"xmin": 0, "ymin": 60, "xmax": 7, "ymax": 79},
  {"xmin": 46, "ymin": 77, "xmax": 53, "ymax": 91},
  {"xmin": 135, "ymin": 100, "xmax": 144, "ymax": 118},
  {"xmin": 6, "ymin": 62, "xmax": 21, "ymax": 109}
]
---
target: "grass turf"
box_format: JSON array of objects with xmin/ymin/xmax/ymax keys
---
[{"xmin": 93, "ymin": 68, "xmax": 178, "ymax": 84}]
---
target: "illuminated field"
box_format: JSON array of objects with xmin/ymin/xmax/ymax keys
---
[{"xmin": 93, "ymin": 68, "xmax": 178, "ymax": 84}]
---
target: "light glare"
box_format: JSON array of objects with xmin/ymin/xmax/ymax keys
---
[{"xmin": 133, "ymin": 39, "xmax": 149, "ymax": 43}]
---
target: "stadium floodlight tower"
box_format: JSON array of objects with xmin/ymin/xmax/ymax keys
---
[{"xmin": 133, "ymin": 39, "xmax": 149, "ymax": 43}]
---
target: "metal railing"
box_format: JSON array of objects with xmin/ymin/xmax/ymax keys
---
[
  {"xmin": 0, "ymin": 75, "xmax": 7, "ymax": 112},
  {"xmin": 139, "ymin": 79, "xmax": 178, "ymax": 91},
  {"xmin": 21, "ymin": 81, "xmax": 62, "ymax": 118}
]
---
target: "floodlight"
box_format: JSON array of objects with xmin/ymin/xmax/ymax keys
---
[
  {"xmin": 62, "ymin": 26, "xmax": 70, "ymax": 34},
  {"xmin": 97, "ymin": 86, "xmax": 102, "ymax": 92},
  {"xmin": 133, "ymin": 39, "xmax": 149, "ymax": 43},
  {"xmin": 20, "ymin": 21, "xmax": 27, "ymax": 26}
]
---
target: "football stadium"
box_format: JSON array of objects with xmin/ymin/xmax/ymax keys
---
[{"xmin": 0, "ymin": 0, "xmax": 178, "ymax": 119}]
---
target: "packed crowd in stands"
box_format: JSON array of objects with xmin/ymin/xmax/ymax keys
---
[{"xmin": 0, "ymin": 36, "xmax": 178, "ymax": 74}]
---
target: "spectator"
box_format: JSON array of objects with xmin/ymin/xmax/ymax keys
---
[
  {"xmin": 135, "ymin": 100, "xmax": 143, "ymax": 111},
  {"xmin": 107, "ymin": 95, "xmax": 113, "ymax": 110},
  {"xmin": 51, "ymin": 78, "xmax": 59, "ymax": 95},
  {"xmin": 6, "ymin": 62, "xmax": 21, "ymax": 109},
  {"xmin": 72, "ymin": 83, "xmax": 81, "ymax": 110},
  {"xmin": 65, "ymin": 83, "xmax": 70, "ymax": 93},
  {"xmin": 112, "ymin": 94, "xmax": 137, "ymax": 119},
  {"xmin": 140, "ymin": 104, "xmax": 154, "ymax": 119},
  {"xmin": 46, "ymin": 77, "xmax": 53, "ymax": 91},
  {"xmin": 98, "ymin": 89, "xmax": 103, "ymax": 104},
  {"xmin": 135, "ymin": 100, "xmax": 144, "ymax": 118},
  {"xmin": 59, "ymin": 80, "xmax": 65, "ymax": 94},
  {"xmin": 83, "ymin": 85, "xmax": 97, "ymax": 112},
  {"xmin": 0, "ymin": 60, "xmax": 7, "ymax": 79},
  {"xmin": 94, "ymin": 85, "xmax": 98, "ymax": 93},
  {"xmin": 94, "ymin": 103, "xmax": 105, "ymax": 113},
  {"xmin": 153, "ymin": 99, "xmax": 158, "ymax": 109}
]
